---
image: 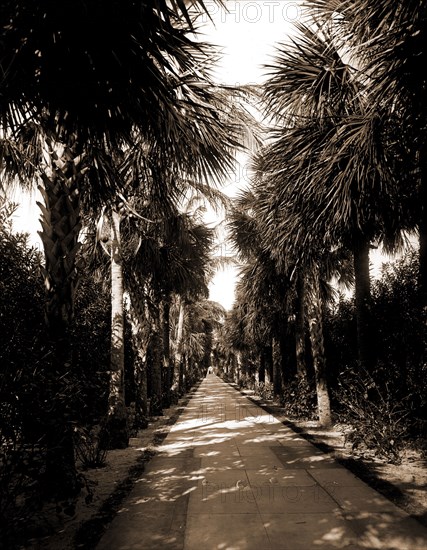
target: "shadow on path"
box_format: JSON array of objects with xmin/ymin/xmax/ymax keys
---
[{"xmin": 95, "ymin": 375, "xmax": 427, "ymax": 550}]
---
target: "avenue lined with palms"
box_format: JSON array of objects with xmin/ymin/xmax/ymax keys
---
[{"xmin": 1, "ymin": 1, "xmax": 426, "ymax": 548}]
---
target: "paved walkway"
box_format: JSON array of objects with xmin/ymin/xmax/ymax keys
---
[{"xmin": 96, "ymin": 375, "xmax": 427, "ymax": 549}]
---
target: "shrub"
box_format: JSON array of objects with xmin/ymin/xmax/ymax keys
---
[
  {"xmin": 254, "ymin": 381, "xmax": 274, "ymax": 402},
  {"xmin": 333, "ymin": 365, "xmax": 412, "ymax": 463},
  {"xmin": 325, "ymin": 249, "xmax": 427, "ymax": 451},
  {"xmin": 279, "ymin": 376, "xmax": 317, "ymax": 421},
  {"xmin": 74, "ymin": 425, "xmax": 108, "ymax": 469}
]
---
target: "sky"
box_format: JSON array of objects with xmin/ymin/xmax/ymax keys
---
[
  {"xmin": 199, "ymin": 1, "xmax": 300, "ymax": 84},
  {"xmin": 202, "ymin": 1, "xmax": 300, "ymax": 309}
]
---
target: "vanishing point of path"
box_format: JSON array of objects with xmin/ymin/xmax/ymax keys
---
[{"xmin": 96, "ymin": 375, "xmax": 427, "ymax": 549}]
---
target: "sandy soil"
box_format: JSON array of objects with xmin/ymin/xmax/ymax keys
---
[{"xmin": 24, "ymin": 393, "xmax": 193, "ymax": 550}]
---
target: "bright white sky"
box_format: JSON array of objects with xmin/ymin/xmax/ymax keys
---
[
  {"xmin": 203, "ymin": 1, "xmax": 300, "ymax": 309},
  {"xmin": 199, "ymin": 0, "xmax": 300, "ymax": 84}
]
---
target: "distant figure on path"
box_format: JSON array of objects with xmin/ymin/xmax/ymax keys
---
[{"xmin": 207, "ymin": 366, "xmax": 213, "ymax": 375}]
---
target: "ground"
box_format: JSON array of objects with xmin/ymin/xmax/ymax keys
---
[
  {"xmin": 25, "ymin": 384, "xmax": 427, "ymax": 549},
  {"xmin": 288, "ymin": 419, "xmax": 427, "ymax": 525},
  {"xmin": 243, "ymin": 390, "xmax": 427, "ymax": 530}
]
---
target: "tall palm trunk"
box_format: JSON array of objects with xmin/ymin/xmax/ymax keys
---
[
  {"xmin": 106, "ymin": 210, "xmax": 129, "ymax": 449},
  {"xmin": 419, "ymin": 163, "xmax": 427, "ymax": 355},
  {"xmin": 258, "ymin": 349, "xmax": 266, "ymax": 384},
  {"xmin": 161, "ymin": 297, "xmax": 172, "ymax": 407},
  {"xmin": 134, "ymin": 345, "xmax": 149, "ymax": 430},
  {"xmin": 236, "ymin": 352, "xmax": 242, "ymax": 384},
  {"xmin": 38, "ymin": 146, "xmax": 82, "ymax": 499},
  {"xmin": 272, "ymin": 336, "xmax": 283, "ymax": 398},
  {"xmin": 202, "ymin": 322, "xmax": 213, "ymax": 376},
  {"xmin": 175, "ymin": 297, "xmax": 186, "ymax": 395},
  {"xmin": 307, "ymin": 265, "xmax": 332, "ymax": 427},
  {"xmin": 179, "ymin": 353, "xmax": 187, "ymax": 392},
  {"xmin": 265, "ymin": 342, "xmax": 273, "ymax": 384},
  {"xmin": 353, "ymin": 237, "xmax": 373, "ymax": 370},
  {"xmin": 128, "ymin": 280, "xmax": 149, "ymax": 429},
  {"xmin": 295, "ymin": 272, "xmax": 307, "ymax": 378},
  {"xmin": 281, "ymin": 318, "xmax": 297, "ymax": 385},
  {"xmin": 150, "ymin": 306, "xmax": 163, "ymax": 416}
]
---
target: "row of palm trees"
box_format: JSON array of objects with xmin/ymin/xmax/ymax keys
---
[
  {"xmin": 0, "ymin": 1, "xmax": 249, "ymax": 501},
  {"xmin": 220, "ymin": 0, "xmax": 426, "ymax": 426}
]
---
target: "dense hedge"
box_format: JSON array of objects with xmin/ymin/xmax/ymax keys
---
[
  {"xmin": 0, "ymin": 220, "xmax": 113, "ymax": 545},
  {"xmin": 324, "ymin": 250, "xmax": 427, "ymax": 458}
]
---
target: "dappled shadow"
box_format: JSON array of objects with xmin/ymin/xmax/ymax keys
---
[{"xmin": 96, "ymin": 376, "xmax": 427, "ymax": 550}]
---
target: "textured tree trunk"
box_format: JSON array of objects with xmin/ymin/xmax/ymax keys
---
[
  {"xmin": 150, "ymin": 306, "xmax": 163, "ymax": 416},
  {"xmin": 280, "ymin": 318, "xmax": 296, "ymax": 385},
  {"xmin": 236, "ymin": 352, "xmax": 242, "ymax": 384},
  {"xmin": 202, "ymin": 322, "xmax": 213, "ymax": 377},
  {"xmin": 128, "ymin": 279, "xmax": 149, "ymax": 429},
  {"xmin": 175, "ymin": 297, "xmax": 186, "ymax": 395},
  {"xmin": 353, "ymin": 237, "xmax": 373, "ymax": 371},
  {"xmin": 106, "ymin": 210, "xmax": 129, "ymax": 449},
  {"xmin": 272, "ymin": 337, "xmax": 283, "ymax": 398},
  {"xmin": 419, "ymin": 162, "xmax": 427, "ymax": 364},
  {"xmin": 307, "ymin": 265, "xmax": 332, "ymax": 427},
  {"xmin": 38, "ymin": 145, "xmax": 82, "ymax": 500},
  {"xmin": 265, "ymin": 342, "xmax": 273, "ymax": 384},
  {"xmin": 258, "ymin": 349, "xmax": 266, "ymax": 384},
  {"xmin": 161, "ymin": 298, "xmax": 172, "ymax": 407},
  {"xmin": 134, "ymin": 348, "xmax": 149, "ymax": 430},
  {"xmin": 295, "ymin": 272, "xmax": 307, "ymax": 378},
  {"xmin": 179, "ymin": 352, "xmax": 187, "ymax": 393}
]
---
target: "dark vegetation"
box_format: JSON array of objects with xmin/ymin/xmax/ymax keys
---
[
  {"xmin": 0, "ymin": 204, "xmax": 216, "ymax": 548},
  {"xmin": 0, "ymin": 207, "xmax": 110, "ymax": 545},
  {"xmin": 326, "ymin": 251, "xmax": 427, "ymax": 460},
  {"xmin": 215, "ymin": 0, "xmax": 427, "ymax": 470},
  {"xmin": 219, "ymin": 249, "xmax": 427, "ymax": 464}
]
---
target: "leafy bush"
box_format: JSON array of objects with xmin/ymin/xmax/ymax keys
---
[
  {"xmin": 279, "ymin": 376, "xmax": 317, "ymax": 421},
  {"xmin": 333, "ymin": 366, "xmax": 412, "ymax": 463},
  {"xmin": 0, "ymin": 206, "xmax": 48, "ymax": 547},
  {"xmin": 254, "ymin": 381, "xmax": 274, "ymax": 402},
  {"xmin": 325, "ymin": 249, "xmax": 427, "ymax": 451},
  {"xmin": 0, "ymin": 200, "xmax": 113, "ymax": 543},
  {"xmin": 72, "ymin": 272, "xmax": 111, "ymax": 425},
  {"xmin": 74, "ymin": 425, "xmax": 108, "ymax": 469}
]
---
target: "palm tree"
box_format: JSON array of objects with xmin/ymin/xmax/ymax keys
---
[
  {"xmin": 260, "ymin": 20, "xmax": 409, "ymax": 371},
  {"xmin": 142, "ymin": 210, "xmax": 215, "ymax": 409},
  {"xmin": 309, "ymin": 0, "xmax": 427, "ymax": 348},
  {"xmin": 228, "ymin": 189, "xmax": 298, "ymax": 392},
  {"xmin": 94, "ymin": 206, "xmax": 131, "ymax": 448},
  {"xmin": 171, "ymin": 299, "xmax": 226, "ymax": 387},
  {"xmin": 0, "ymin": 0, "xmax": 239, "ymax": 499}
]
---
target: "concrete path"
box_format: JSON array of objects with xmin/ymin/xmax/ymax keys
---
[{"xmin": 96, "ymin": 375, "xmax": 427, "ymax": 549}]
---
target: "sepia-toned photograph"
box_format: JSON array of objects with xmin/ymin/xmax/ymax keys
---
[{"xmin": 1, "ymin": 1, "xmax": 426, "ymax": 548}]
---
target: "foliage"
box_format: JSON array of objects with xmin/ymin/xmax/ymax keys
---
[
  {"xmin": 0, "ymin": 200, "xmax": 117, "ymax": 544},
  {"xmin": 324, "ymin": 295, "xmax": 358, "ymax": 376},
  {"xmin": 325, "ymin": 249, "xmax": 427, "ymax": 459},
  {"xmin": 0, "ymin": 205, "xmax": 47, "ymax": 547},
  {"xmin": 71, "ymin": 271, "xmax": 111, "ymax": 425},
  {"xmin": 371, "ymin": 249, "xmax": 426, "ymax": 393},
  {"xmin": 0, "ymin": 440, "xmax": 46, "ymax": 549},
  {"xmin": 74, "ymin": 425, "xmax": 108, "ymax": 470},
  {"xmin": 333, "ymin": 365, "xmax": 412, "ymax": 463},
  {"xmin": 279, "ymin": 376, "xmax": 318, "ymax": 421},
  {"xmin": 253, "ymin": 382, "xmax": 274, "ymax": 402}
]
